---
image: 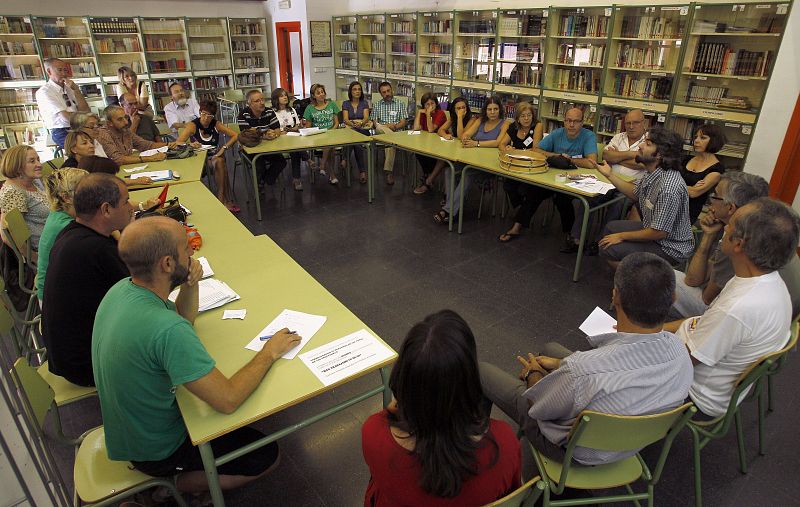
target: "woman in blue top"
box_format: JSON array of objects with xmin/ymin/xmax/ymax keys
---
[
  {"xmin": 341, "ymin": 81, "xmax": 371, "ymax": 184},
  {"xmin": 303, "ymin": 83, "xmax": 341, "ymax": 184},
  {"xmin": 435, "ymin": 96, "xmax": 509, "ymax": 224}
]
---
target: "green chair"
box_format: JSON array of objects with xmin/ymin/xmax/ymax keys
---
[
  {"xmin": 596, "ymin": 143, "xmax": 604, "ymax": 163},
  {"xmin": 687, "ymin": 351, "xmax": 780, "ymax": 507},
  {"xmin": 764, "ymin": 318, "xmax": 798, "ymax": 413},
  {"xmin": 45, "ymin": 156, "xmax": 64, "ymax": 175},
  {"xmin": 531, "ymin": 403, "xmax": 696, "ymax": 507},
  {"xmin": 11, "ymin": 358, "xmax": 187, "ymax": 507},
  {"xmin": 484, "ymin": 476, "xmax": 545, "ymax": 507}
]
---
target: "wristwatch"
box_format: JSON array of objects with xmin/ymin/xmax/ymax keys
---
[
  {"xmin": 477, "ymin": 141, "xmax": 481, "ymax": 147},
  {"xmin": 524, "ymin": 368, "xmax": 543, "ymax": 383}
]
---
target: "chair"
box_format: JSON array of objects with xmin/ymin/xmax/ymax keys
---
[
  {"xmin": 531, "ymin": 403, "xmax": 696, "ymax": 507},
  {"xmin": 11, "ymin": 358, "xmax": 187, "ymax": 507},
  {"xmin": 687, "ymin": 352, "xmax": 780, "ymax": 507},
  {"xmin": 46, "ymin": 156, "xmax": 64, "ymax": 173},
  {"xmin": 484, "ymin": 477, "xmax": 545, "ymax": 507},
  {"xmin": 764, "ymin": 318, "xmax": 798, "ymax": 413}
]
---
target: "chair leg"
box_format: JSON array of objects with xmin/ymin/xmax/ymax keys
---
[
  {"xmin": 734, "ymin": 409, "xmax": 747, "ymax": 474},
  {"xmin": 758, "ymin": 386, "xmax": 767, "ymax": 456},
  {"xmin": 477, "ymin": 182, "xmax": 485, "ymax": 220},
  {"xmin": 691, "ymin": 428, "xmax": 703, "ymax": 507},
  {"xmin": 767, "ymin": 374, "xmax": 775, "ymax": 412}
]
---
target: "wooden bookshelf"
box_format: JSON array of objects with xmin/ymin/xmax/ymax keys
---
[
  {"xmin": 357, "ymin": 14, "xmax": 385, "ymax": 75},
  {"xmin": 228, "ymin": 18, "xmax": 270, "ymax": 92},
  {"xmin": 453, "ymin": 10, "xmax": 496, "ymax": 85}
]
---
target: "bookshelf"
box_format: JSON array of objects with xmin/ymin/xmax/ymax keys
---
[
  {"xmin": 186, "ymin": 17, "xmax": 232, "ymax": 105},
  {"xmin": 453, "ymin": 10, "xmax": 496, "ymax": 90},
  {"xmin": 140, "ymin": 18, "xmax": 190, "ymax": 75},
  {"xmin": 333, "ymin": 15, "xmax": 358, "ymax": 100},
  {"xmin": 387, "ymin": 12, "xmax": 416, "ymax": 80},
  {"xmin": 416, "ymin": 10, "xmax": 454, "ymax": 107},
  {"xmin": 0, "ymin": 16, "xmax": 42, "ymax": 140},
  {"xmin": 494, "ymin": 9, "xmax": 546, "ymax": 93},
  {"xmin": 357, "ymin": 14, "xmax": 385, "ymax": 77},
  {"xmin": 228, "ymin": 18, "xmax": 270, "ymax": 93},
  {"xmin": 89, "ymin": 16, "xmax": 144, "ymax": 86}
]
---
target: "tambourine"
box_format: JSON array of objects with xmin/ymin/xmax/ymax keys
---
[{"xmin": 498, "ymin": 149, "xmax": 548, "ymax": 174}]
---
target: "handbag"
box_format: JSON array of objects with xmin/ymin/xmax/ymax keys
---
[
  {"xmin": 135, "ymin": 197, "xmax": 188, "ymax": 223},
  {"xmin": 499, "ymin": 149, "xmax": 548, "ymax": 174},
  {"xmin": 166, "ymin": 145, "xmax": 195, "ymax": 159},
  {"xmin": 238, "ymin": 128, "xmax": 262, "ymax": 148},
  {"xmin": 546, "ymin": 155, "xmax": 577, "ymax": 170}
]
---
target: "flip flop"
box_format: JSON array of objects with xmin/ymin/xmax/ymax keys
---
[
  {"xmin": 359, "ymin": 172, "xmax": 367, "ymax": 184},
  {"xmin": 498, "ymin": 232, "xmax": 521, "ymax": 243},
  {"xmin": 433, "ymin": 210, "xmax": 450, "ymax": 224}
]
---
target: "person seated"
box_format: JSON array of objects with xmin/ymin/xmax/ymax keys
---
[
  {"xmin": 341, "ymin": 81, "xmax": 371, "ymax": 185},
  {"xmin": 36, "ymin": 168, "xmax": 87, "ymax": 303},
  {"xmin": 532, "ymin": 107, "xmax": 598, "ymax": 253},
  {"xmin": 175, "ymin": 100, "xmax": 239, "ymax": 212},
  {"xmin": 95, "ymin": 105, "xmax": 174, "ymax": 166},
  {"xmin": 41, "ymin": 173, "xmax": 133, "ymax": 386},
  {"xmin": 480, "ymin": 252, "xmax": 693, "ymax": 465},
  {"xmin": 78, "ymin": 155, "xmax": 153, "ymax": 188},
  {"xmin": 237, "ymin": 89, "xmax": 288, "ymax": 190},
  {"xmin": 680, "ymin": 124, "xmax": 726, "ymax": 224},
  {"xmin": 115, "ymin": 66, "xmax": 153, "ymax": 116},
  {"xmin": 410, "ymin": 93, "xmax": 447, "ymax": 195},
  {"xmin": 61, "ymin": 130, "xmax": 95, "ymax": 168},
  {"xmin": 121, "ymin": 92, "xmax": 161, "ymax": 142},
  {"xmin": 674, "ymin": 172, "xmax": 800, "ymax": 320},
  {"xmin": 664, "ymin": 198, "xmax": 800, "ymax": 418},
  {"xmin": 0, "ymin": 145, "xmax": 49, "ymax": 252},
  {"xmin": 363, "ymin": 310, "xmax": 521, "ymax": 506},
  {"xmin": 69, "ymin": 111, "xmax": 107, "ymax": 158},
  {"xmin": 93, "ymin": 216, "xmax": 301, "ymax": 497},
  {"xmin": 497, "ymin": 102, "xmax": 544, "ymax": 242},
  {"xmin": 596, "ymin": 128, "xmax": 694, "ymax": 268},
  {"xmin": 435, "ymin": 96, "xmax": 509, "ymax": 225},
  {"xmin": 271, "ymin": 87, "xmax": 305, "ymax": 190},
  {"xmin": 163, "ymin": 82, "xmax": 200, "ymax": 135},
  {"xmin": 303, "ymin": 83, "xmax": 341, "ymax": 184},
  {"xmin": 372, "ymin": 81, "xmax": 408, "ymax": 186}
]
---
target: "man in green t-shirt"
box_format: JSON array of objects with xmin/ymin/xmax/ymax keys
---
[{"xmin": 92, "ymin": 216, "xmax": 301, "ymax": 496}]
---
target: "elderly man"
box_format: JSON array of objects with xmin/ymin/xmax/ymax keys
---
[
  {"xmin": 120, "ymin": 92, "xmax": 160, "ymax": 142},
  {"xmin": 95, "ymin": 105, "xmax": 174, "ymax": 166},
  {"xmin": 163, "ymin": 82, "xmax": 200, "ymax": 135},
  {"xmin": 602, "ymin": 109, "xmax": 648, "ymax": 179},
  {"xmin": 664, "ymin": 198, "xmax": 800, "ymax": 417},
  {"xmin": 92, "ymin": 216, "xmax": 301, "ymax": 496},
  {"xmin": 480, "ymin": 252, "xmax": 693, "ymax": 464},
  {"xmin": 35, "ymin": 57, "xmax": 90, "ymax": 147},
  {"xmin": 372, "ymin": 82, "xmax": 408, "ymax": 185},
  {"xmin": 596, "ymin": 128, "xmax": 694, "ymax": 268},
  {"xmin": 237, "ymin": 89, "xmax": 287, "ymax": 188},
  {"xmin": 41, "ymin": 173, "xmax": 133, "ymax": 386}
]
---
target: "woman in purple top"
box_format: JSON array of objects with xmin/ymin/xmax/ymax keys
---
[{"xmin": 341, "ymin": 81, "xmax": 371, "ymax": 184}]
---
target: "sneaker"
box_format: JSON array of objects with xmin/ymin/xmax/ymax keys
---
[
  {"xmin": 385, "ymin": 173, "xmax": 395, "ymax": 185},
  {"xmin": 319, "ymin": 168, "xmax": 327, "ymax": 177},
  {"xmin": 329, "ymin": 177, "xmax": 339, "ymax": 185},
  {"xmin": 293, "ymin": 179, "xmax": 303, "ymax": 191}
]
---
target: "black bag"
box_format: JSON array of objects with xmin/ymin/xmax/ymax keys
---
[
  {"xmin": 293, "ymin": 97, "xmax": 312, "ymax": 118},
  {"xmin": 135, "ymin": 197, "xmax": 188, "ymax": 223},
  {"xmin": 546, "ymin": 155, "xmax": 577, "ymax": 170},
  {"xmin": 166, "ymin": 145, "xmax": 195, "ymax": 159}
]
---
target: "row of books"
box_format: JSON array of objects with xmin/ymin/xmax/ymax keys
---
[
  {"xmin": 234, "ymin": 55, "xmax": 265, "ymax": 68},
  {"xmin": 141, "ymin": 19, "xmax": 183, "ymax": 33},
  {"xmin": 37, "ymin": 22, "xmax": 87, "ymax": 38},
  {"xmin": 100, "ymin": 60, "xmax": 143, "ymax": 75},
  {"xmin": 555, "ymin": 43, "xmax": 605, "ymax": 67},
  {"xmin": 0, "ymin": 63, "xmax": 43, "ymax": 80},
  {"xmin": 366, "ymin": 23, "xmax": 384, "ymax": 34},
  {"xmin": 455, "ymin": 60, "xmax": 492, "ymax": 81},
  {"xmin": 685, "ymin": 83, "xmax": 752, "ymax": 110},
  {"xmin": 456, "ymin": 41, "xmax": 495, "ymax": 60},
  {"xmin": 497, "ymin": 63, "xmax": 542, "ymax": 87},
  {"xmin": 90, "ymin": 19, "xmax": 137, "ymax": 34},
  {"xmin": 614, "ymin": 45, "xmax": 671, "ymax": 70},
  {"xmin": 147, "ymin": 59, "xmax": 188, "ymax": 73},
  {"xmin": 339, "ymin": 57, "xmax": 358, "ymax": 69},
  {"xmin": 192, "ymin": 58, "xmax": 229, "ymax": 71},
  {"xmin": 42, "ymin": 41, "xmax": 93, "ymax": 58},
  {"xmin": 691, "ymin": 43, "xmax": 773, "ymax": 77},
  {"xmin": 548, "ymin": 100, "xmax": 596, "ymax": 123},
  {"xmin": 513, "ymin": 15, "xmax": 545, "ymax": 37},
  {"xmin": 236, "ymin": 73, "xmax": 266, "ymax": 86},
  {"xmin": 619, "ymin": 15, "xmax": 683, "ymax": 39},
  {"xmin": 459, "ymin": 20, "xmax": 495, "ymax": 34},
  {"xmin": 230, "ymin": 23, "xmax": 263, "ymax": 36},
  {"xmin": 421, "ymin": 20, "xmax": 451, "ymax": 34},
  {"xmin": 392, "ymin": 60, "xmax": 415, "ymax": 74},
  {"xmin": 68, "ymin": 61, "xmax": 97, "ymax": 78},
  {"xmin": 364, "ymin": 39, "xmax": 384, "ymax": 52},
  {"xmin": 389, "ymin": 21, "xmax": 414, "ymax": 34},
  {"xmin": 550, "ymin": 68, "xmax": 601, "ymax": 92},
  {"xmin": 0, "ymin": 41, "xmax": 36, "ymax": 56},
  {"xmin": 420, "ymin": 60, "xmax": 451, "ymax": 78},
  {"xmin": 459, "ymin": 89, "xmax": 488, "ymax": 110},
  {"xmin": 339, "ymin": 40, "xmax": 356, "ymax": 52},
  {"xmin": 95, "ymin": 37, "xmax": 141, "ymax": 53},
  {"xmin": 557, "ymin": 15, "xmax": 609, "ymax": 37},
  {"xmin": 0, "ymin": 105, "xmax": 39, "ymax": 124},
  {"xmin": 231, "ymin": 40, "xmax": 260, "ymax": 52},
  {"xmin": 609, "ymin": 74, "xmax": 672, "ymax": 100},
  {"xmin": 144, "ymin": 36, "xmax": 184, "ymax": 51},
  {"xmin": 366, "ymin": 57, "xmax": 385, "ymax": 71},
  {"xmin": 194, "ymin": 75, "xmax": 229, "ymax": 90},
  {"xmin": 391, "ymin": 42, "xmax": 416, "ymax": 54},
  {"xmin": 598, "ymin": 111, "xmax": 654, "ymax": 134},
  {"xmin": 151, "ymin": 78, "xmax": 191, "ymax": 94},
  {"xmin": 338, "ymin": 23, "xmax": 357, "ymax": 35},
  {"xmin": 394, "ymin": 82, "xmax": 414, "ymax": 98},
  {"xmin": 187, "ymin": 26, "xmax": 226, "ymax": 38},
  {"xmin": 498, "ymin": 43, "xmax": 541, "ymax": 63},
  {"xmin": 0, "ymin": 88, "xmax": 35, "ymax": 103},
  {"xmin": 190, "ymin": 42, "xmax": 228, "ymax": 54},
  {"xmin": 427, "ymin": 42, "xmax": 452, "ymax": 55},
  {"xmin": 0, "ymin": 17, "xmax": 33, "ymax": 34}
]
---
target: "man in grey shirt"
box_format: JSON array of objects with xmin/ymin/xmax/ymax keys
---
[{"xmin": 480, "ymin": 252, "xmax": 693, "ymax": 465}]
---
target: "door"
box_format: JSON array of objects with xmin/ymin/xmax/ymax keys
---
[{"xmin": 275, "ymin": 22, "xmax": 306, "ymax": 97}]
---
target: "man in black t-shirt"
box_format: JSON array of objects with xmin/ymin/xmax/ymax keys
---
[
  {"xmin": 236, "ymin": 89, "xmax": 287, "ymax": 188},
  {"xmin": 41, "ymin": 173, "xmax": 134, "ymax": 386}
]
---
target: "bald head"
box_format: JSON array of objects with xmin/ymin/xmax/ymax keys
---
[
  {"xmin": 624, "ymin": 109, "xmax": 646, "ymax": 139},
  {"xmin": 119, "ymin": 216, "xmax": 185, "ymax": 282},
  {"xmin": 564, "ymin": 108, "xmax": 584, "ymax": 136}
]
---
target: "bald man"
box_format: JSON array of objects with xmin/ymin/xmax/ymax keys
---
[
  {"xmin": 120, "ymin": 92, "xmax": 160, "ymax": 142},
  {"xmin": 602, "ymin": 109, "xmax": 648, "ymax": 179},
  {"xmin": 92, "ymin": 217, "xmax": 301, "ymax": 495}
]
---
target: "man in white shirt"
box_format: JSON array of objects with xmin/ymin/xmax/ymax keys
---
[
  {"xmin": 163, "ymin": 82, "xmax": 200, "ymax": 135},
  {"xmin": 665, "ymin": 198, "xmax": 800, "ymax": 417},
  {"xmin": 35, "ymin": 58, "xmax": 90, "ymax": 148},
  {"xmin": 602, "ymin": 109, "xmax": 647, "ymax": 180}
]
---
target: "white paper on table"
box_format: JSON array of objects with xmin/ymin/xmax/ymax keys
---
[
  {"xmin": 168, "ymin": 278, "xmax": 240, "ymax": 312},
  {"xmin": 222, "ymin": 309, "xmax": 247, "ymax": 320},
  {"xmin": 299, "ymin": 127, "xmax": 325, "ymax": 137},
  {"xmin": 285, "ymin": 131, "xmax": 301, "ymax": 137},
  {"xmin": 244, "ymin": 309, "xmax": 327, "ymax": 359},
  {"xmin": 129, "ymin": 170, "xmax": 173, "ymax": 181},
  {"xmin": 579, "ymin": 306, "xmax": 617, "ymax": 337},
  {"xmin": 566, "ymin": 180, "xmax": 615, "ymax": 195},
  {"xmin": 123, "ymin": 164, "xmax": 148, "ymax": 173},
  {"xmin": 439, "ymin": 137, "xmax": 454, "ymax": 142},
  {"xmin": 300, "ymin": 329, "xmax": 395, "ymax": 387},
  {"xmin": 197, "ymin": 257, "xmax": 214, "ymax": 278},
  {"xmin": 194, "ymin": 144, "xmax": 214, "ymax": 151},
  {"xmin": 407, "ymin": 130, "xmax": 421, "ymax": 135},
  {"xmin": 138, "ymin": 146, "xmax": 169, "ymax": 157}
]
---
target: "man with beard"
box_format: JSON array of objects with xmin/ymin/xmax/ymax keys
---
[
  {"xmin": 95, "ymin": 105, "xmax": 174, "ymax": 165},
  {"xmin": 42, "ymin": 173, "xmax": 133, "ymax": 386},
  {"xmin": 92, "ymin": 216, "xmax": 301, "ymax": 497},
  {"xmin": 596, "ymin": 128, "xmax": 694, "ymax": 269}
]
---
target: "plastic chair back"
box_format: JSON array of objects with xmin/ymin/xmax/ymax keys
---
[
  {"xmin": 5, "ymin": 208, "xmax": 31, "ymax": 256},
  {"xmin": 484, "ymin": 477, "xmax": 544, "ymax": 507},
  {"xmin": 223, "ymin": 89, "xmax": 245, "ymax": 103},
  {"xmin": 596, "ymin": 143, "xmax": 604, "ymax": 162},
  {"xmin": 12, "ymin": 357, "xmax": 55, "ymax": 429},
  {"xmin": 226, "ymin": 123, "xmax": 241, "ymax": 134},
  {"xmin": 47, "ymin": 157, "xmax": 65, "ymax": 171}
]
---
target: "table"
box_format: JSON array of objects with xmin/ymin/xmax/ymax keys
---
[
  {"xmin": 372, "ymin": 131, "xmax": 467, "ymax": 231},
  {"xmin": 132, "ymin": 182, "xmax": 397, "ymax": 507},
  {"xmin": 455, "ymin": 148, "xmax": 626, "ymax": 281},
  {"xmin": 241, "ymin": 128, "xmax": 375, "ymax": 221},
  {"xmin": 120, "ymin": 151, "xmax": 206, "ymax": 190}
]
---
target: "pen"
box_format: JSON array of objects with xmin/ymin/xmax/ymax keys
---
[{"xmin": 260, "ymin": 330, "xmax": 297, "ymax": 341}]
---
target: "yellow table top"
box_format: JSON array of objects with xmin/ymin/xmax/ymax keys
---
[
  {"xmin": 121, "ymin": 152, "xmax": 206, "ymax": 189},
  {"xmin": 241, "ymin": 127, "xmax": 372, "ymax": 155},
  {"xmin": 133, "ymin": 182, "xmax": 397, "ymax": 445},
  {"xmin": 372, "ymin": 131, "xmax": 467, "ymax": 161}
]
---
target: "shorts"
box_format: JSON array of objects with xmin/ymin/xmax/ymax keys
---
[{"xmin": 132, "ymin": 427, "xmax": 278, "ymax": 478}]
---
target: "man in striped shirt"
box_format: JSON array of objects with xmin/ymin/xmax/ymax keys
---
[
  {"xmin": 480, "ymin": 252, "xmax": 693, "ymax": 465},
  {"xmin": 372, "ymin": 82, "xmax": 407, "ymax": 185},
  {"xmin": 237, "ymin": 89, "xmax": 287, "ymax": 188}
]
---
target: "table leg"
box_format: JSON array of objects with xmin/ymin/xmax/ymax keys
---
[
  {"xmin": 457, "ymin": 166, "xmax": 471, "ymax": 234},
  {"xmin": 572, "ymin": 196, "xmax": 591, "ymax": 282},
  {"xmin": 199, "ymin": 442, "xmax": 225, "ymax": 507},
  {"xmin": 448, "ymin": 162, "xmax": 456, "ymax": 232},
  {"xmin": 251, "ymin": 154, "xmax": 262, "ymax": 221},
  {"xmin": 380, "ymin": 367, "xmax": 391, "ymax": 408},
  {"xmin": 367, "ymin": 142, "xmax": 374, "ymax": 203}
]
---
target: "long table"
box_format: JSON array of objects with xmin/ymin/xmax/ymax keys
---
[
  {"xmin": 121, "ymin": 151, "xmax": 206, "ymax": 189},
  {"xmin": 241, "ymin": 128, "xmax": 375, "ymax": 221},
  {"xmin": 131, "ymin": 182, "xmax": 397, "ymax": 506}
]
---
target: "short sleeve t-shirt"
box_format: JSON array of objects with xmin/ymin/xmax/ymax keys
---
[
  {"xmin": 0, "ymin": 180, "xmax": 49, "ymax": 250},
  {"xmin": 303, "ymin": 100, "xmax": 340, "ymax": 130},
  {"xmin": 93, "ymin": 279, "xmax": 215, "ymax": 461},
  {"xmin": 342, "ymin": 99, "xmax": 369, "ymax": 121},
  {"xmin": 419, "ymin": 109, "xmax": 446, "ymax": 131},
  {"xmin": 538, "ymin": 127, "xmax": 597, "ymax": 158},
  {"xmin": 35, "ymin": 210, "xmax": 73, "ymax": 301}
]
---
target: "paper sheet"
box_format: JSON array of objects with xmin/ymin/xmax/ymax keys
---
[
  {"xmin": 300, "ymin": 329, "xmax": 395, "ymax": 387},
  {"xmin": 407, "ymin": 130, "xmax": 421, "ymax": 135},
  {"xmin": 285, "ymin": 132, "xmax": 301, "ymax": 137},
  {"xmin": 138, "ymin": 146, "xmax": 169, "ymax": 157},
  {"xmin": 129, "ymin": 170, "xmax": 173, "ymax": 181},
  {"xmin": 123, "ymin": 164, "xmax": 148, "ymax": 173},
  {"xmin": 566, "ymin": 180, "xmax": 615, "ymax": 195},
  {"xmin": 245, "ymin": 309, "xmax": 327, "ymax": 359},
  {"xmin": 197, "ymin": 257, "xmax": 214, "ymax": 278},
  {"xmin": 222, "ymin": 309, "xmax": 247, "ymax": 320},
  {"xmin": 168, "ymin": 278, "xmax": 240, "ymax": 312},
  {"xmin": 299, "ymin": 127, "xmax": 325, "ymax": 137},
  {"xmin": 439, "ymin": 137, "xmax": 454, "ymax": 142},
  {"xmin": 194, "ymin": 144, "xmax": 214, "ymax": 151},
  {"xmin": 579, "ymin": 306, "xmax": 617, "ymax": 337}
]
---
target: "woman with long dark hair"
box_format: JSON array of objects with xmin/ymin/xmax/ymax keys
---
[{"xmin": 362, "ymin": 310, "xmax": 521, "ymax": 506}]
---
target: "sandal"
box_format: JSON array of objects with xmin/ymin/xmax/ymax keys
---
[
  {"xmin": 359, "ymin": 171, "xmax": 367, "ymax": 184},
  {"xmin": 413, "ymin": 182, "xmax": 431, "ymax": 195},
  {"xmin": 433, "ymin": 210, "xmax": 450, "ymax": 224},
  {"xmin": 226, "ymin": 203, "xmax": 241, "ymax": 213},
  {"xmin": 498, "ymin": 232, "xmax": 521, "ymax": 243}
]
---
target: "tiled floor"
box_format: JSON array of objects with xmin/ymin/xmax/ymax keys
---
[{"xmin": 48, "ymin": 161, "xmax": 800, "ymax": 506}]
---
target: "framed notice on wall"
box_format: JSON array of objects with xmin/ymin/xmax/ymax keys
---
[{"xmin": 310, "ymin": 20, "xmax": 332, "ymax": 57}]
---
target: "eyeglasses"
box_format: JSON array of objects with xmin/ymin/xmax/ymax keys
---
[
  {"xmin": 708, "ymin": 193, "xmax": 724, "ymax": 201},
  {"xmin": 564, "ymin": 119, "xmax": 582, "ymax": 125},
  {"xmin": 625, "ymin": 120, "xmax": 643, "ymax": 126},
  {"xmin": 62, "ymin": 93, "xmax": 73, "ymax": 108}
]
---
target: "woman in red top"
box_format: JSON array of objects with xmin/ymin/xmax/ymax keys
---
[
  {"xmin": 412, "ymin": 93, "xmax": 448, "ymax": 194},
  {"xmin": 362, "ymin": 310, "xmax": 521, "ymax": 507}
]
